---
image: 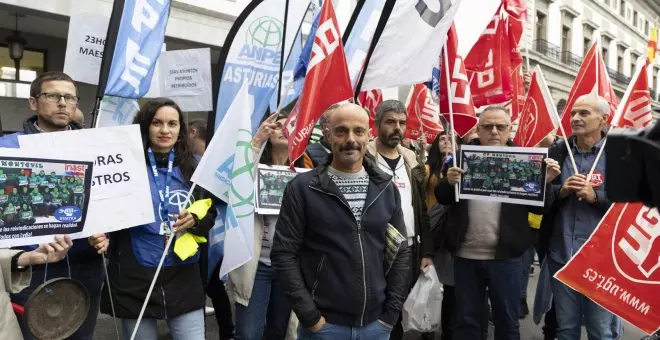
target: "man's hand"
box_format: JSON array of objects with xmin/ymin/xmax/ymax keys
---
[
  {"xmin": 309, "ymin": 316, "xmax": 326, "ymax": 333},
  {"xmin": 576, "ymin": 181, "xmax": 597, "ymax": 204},
  {"xmin": 559, "ymin": 174, "xmax": 586, "ymax": 199},
  {"xmin": 18, "ymin": 235, "xmax": 73, "ymax": 266},
  {"xmin": 420, "ymin": 257, "xmax": 434, "ymax": 271},
  {"xmin": 88, "ymin": 233, "xmax": 109, "ymax": 254},
  {"xmin": 544, "ymin": 158, "xmax": 561, "ymax": 184},
  {"xmin": 446, "ymin": 167, "xmax": 464, "ymax": 186}
]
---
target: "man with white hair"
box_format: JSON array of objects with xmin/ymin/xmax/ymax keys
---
[{"xmin": 541, "ymin": 93, "xmax": 620, "ymax": 339}]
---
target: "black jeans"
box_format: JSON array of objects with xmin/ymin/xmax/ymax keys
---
[
  {"xmin": 441, "ymin": 285, "xmax": 489, "ymax": 340},
  {"xmin": 207, "ymin": 258, "xmax": 236, "ymax": 340},
  {"xmin": 11, "ymin": 256, "xmax": 104, "ymax": 340}
]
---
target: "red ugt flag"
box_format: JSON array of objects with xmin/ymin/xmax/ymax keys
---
[
  {"xmin": 558, "ymin": 41, "xmax": 618, "ymax": 136},
  {"xmin": 357, "ymin": 89, "xmax": 383, "ymax": 138},
  {"xmin": 611, "ymin": 60, "xmax": 653, "ymax": 129},
  {"xmin": 406, "ymin": 84, "xmax": 443, "ymax": 144},
  {"xmin": 510, "ymin": 64, "xmax": 526, "ymax": 122},
  {"xmin": 554, "ymin": 203, "xmax": 660, "ymax": 335},
  {"xmin": 513, "ymin": 66, "xmax": 558, "ymax": 147},
  {"xmin": 439, "ymin": 25, "xmax": 478, "ymax": 138},
  {"xmin": 283, "ymin": 0, "xmax": 352, "ymax": 164}
]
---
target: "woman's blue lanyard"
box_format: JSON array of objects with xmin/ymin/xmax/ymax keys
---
[{"xmin": 147, "ymin": 148, "xmax": 175, "ymax": 234}]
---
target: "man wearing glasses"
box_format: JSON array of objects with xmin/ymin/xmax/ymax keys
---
[
  {"xmin": 434, "ymin": 106, "xmax": 560, "ymax": 340},
  {"xmin": 0, "ymin": 71, "xmax": 109, "ymax": 340}
]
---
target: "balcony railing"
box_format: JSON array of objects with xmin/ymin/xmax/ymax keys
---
[
  {"xmin": 607, "ymin": 67, "xmax": 631, "ymax": 85},
  {"xmin": 533, "ymin": 39, "xmax": 584, "ymax": 71}
]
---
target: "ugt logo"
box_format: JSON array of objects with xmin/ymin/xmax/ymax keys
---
[
  {"xmin": 308, "ymin": 19, "xmax": 340, "ymax": 71},
  {"xmin": 613, "ymin": 203, "xmax": 660, "ymax": 282}
]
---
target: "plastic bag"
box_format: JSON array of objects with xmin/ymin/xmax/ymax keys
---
[{"xmin": 402, "ymin": 265, "xmax": 443, "ymax": 333}]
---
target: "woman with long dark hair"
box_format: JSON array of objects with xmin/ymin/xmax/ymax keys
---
[
  {"xmin": 228, "ymin": 109, "xmax": 303, "ymax": 340},
  {"xmin": 425, "ymin": 131, "xmax": 453, "ymax": 209},
  {"xmin": 100, "ymin": 98, "xmax": 216, "ymax": 340}
]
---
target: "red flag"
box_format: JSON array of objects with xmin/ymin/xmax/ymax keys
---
[
  {"xmin": 357, "ymin": 89, "xmax": 383, "ymax": 138},
  {"xmin": 406, "ymin": 84, "xmax": 443, "ymax": 144},
  {"xmin": 558, "ymin": 42, "xmax": 618, "ymax": 136},
  {"xmin": 612, "ymin": 61, "xmax": 653, "ymax": 129},
  {"xmin": 513, "ymin": 66, "xmax": 558, "ymax": 147},
  {"xmin": 503, "ymin": 0, "xmax": 528, "ymax": 20},
  {"xmin": 439, "ymin": 25, "xmax": 478, "ymax": 138},
  {"xmin": 510, "ymin": 64, "xmax": 526, "ymax": 122},
  {"xmin": 283, "ymin": 0, "xmax": 352, "ymax": 164},
  {"xmin": 555, "ymin": 203, "xmax": 660, "ymax": 335},
  {"xmin": 466, "ymin": 7, "xmax": 523, "ymax": 108}
]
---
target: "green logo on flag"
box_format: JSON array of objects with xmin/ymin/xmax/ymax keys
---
[{"xmin": 247, "ymin": 16, "xmax": 284, "ymax": 49}]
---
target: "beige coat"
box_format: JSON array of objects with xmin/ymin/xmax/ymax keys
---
[{"xmin": 1, "ymin": 249, "xmax": 32, "ymax": 340}]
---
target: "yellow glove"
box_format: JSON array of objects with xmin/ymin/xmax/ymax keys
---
[
  {"xmin": 528, "ymin": 213, "xmax": 543, "ymax": 230},
  {"xmin": 174, "ymin": 199, "xmax": 212, "ymax": 261}
]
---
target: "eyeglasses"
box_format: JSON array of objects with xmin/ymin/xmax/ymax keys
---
[
  {"xmin": 479, "ymin": 124, "xmax": 510, "ymax": 132},
  {"xmin": 36, "ymin": 92, "xmax": 79, "ymax": 105}
]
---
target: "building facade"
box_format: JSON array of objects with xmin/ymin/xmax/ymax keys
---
[{"xmin": 523, "ymin": 0, "xmax": 660, "ymax": 119}]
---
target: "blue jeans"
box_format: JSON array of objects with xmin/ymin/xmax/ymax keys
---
[
  {"xmin": 454, "ymin": 256, "xmax": 522, "ymax": 340},
  {"xmin": 12, "ymin": 257, "xmax": 104, "ymax": 340},
  {"xmin": 521, "ymin": 247, "xmax": 535, "ymax": 299},
  {"xmin": 298, "ymin": 320, "xmax": 391, "ymax": 340},
  {"xmin": 121, "ymin": 309, "xmax": 205, "ymax": 340},
  {"xmin": 549, "ymin": 258, "xmax": 620, "ymax": 340},
  {"xmin": 235, "ymin": 262, "xmax": 291, "ymax": 340}
]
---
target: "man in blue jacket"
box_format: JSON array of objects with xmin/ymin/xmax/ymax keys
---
[{"xmin": 1, "ymin": 71, "xmax": 109, "ymax": 340}]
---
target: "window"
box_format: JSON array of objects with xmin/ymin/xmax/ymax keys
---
[
  {"xmin": 603, "ymin": 46, "xmax": 610, "ymax": 67},
  {"xmin": 583, "ymin": 25, "xmax": 595, "ymax": 57},
  {"xmin": 619, "ymin": 0, "xmax": 626, "ymax": 16},
  {"xmin": 630, "ymin": 53, "xmax": 639, "ymax": 76},
  {"xmin": 646, "ymin": 21, "xmax": 651, "ymax": 35},
  {"xmin": 535, "ymin": 12, "xmax": 548, "ymax": 41},
  {"xmin": 633, "ymin": 11, "xmax": 638, "ymax": 26},
  {"xmin": 617, "ymin": 46, "xmax": 625, "ymax": 74},
  {"xmin": 561, "ymin": 26, "xmax": 572, "ymax": 53},
  {"xmin": 0, "ymin": 46, "xmax": 45, "ymax": 98}
]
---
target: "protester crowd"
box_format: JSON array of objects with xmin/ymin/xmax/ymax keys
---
[{"xmin": 0, "ymin": 66, "xmax": 657, "ymax": 340}]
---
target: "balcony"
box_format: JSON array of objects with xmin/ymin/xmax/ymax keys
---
[
  {"xmin": 533, "ymin": 39, "xmax": 584, "ymax": 71},
  {"xmin": 607, "ymin": 67, "xmax": 631, "ymax": 85}
]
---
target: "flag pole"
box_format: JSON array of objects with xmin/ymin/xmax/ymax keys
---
[
  {"xmin": 442, "ymin": 44, "xmax": 459, "ymax": 202},
  {"xmin": 130, "ymin": 183, "xmax": 197, "ymax": 340},
  {"xmin": 277, "ymin": 0, "xmax": 290, "ymax": 107},
  {"xmin": 525, "ymin": 47, "xmax": 531, "ymax": 73}
]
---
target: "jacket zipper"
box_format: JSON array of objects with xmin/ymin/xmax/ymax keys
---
[
  {"xmin": 311, "ymin": 254, "xmax": 326, "ymax": 301},
  {"xmin": 310, "ymin": 181, "xmax": 391, "ymax": 326}
]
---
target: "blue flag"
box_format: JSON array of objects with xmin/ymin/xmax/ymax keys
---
[
  {"xmin": 103, "ymin": 0, "xmax": 170, "ymax": 98},
  {"xmin": 270, "ymin": 29, "xmax": 305, "ymax": 111},
  {"xmin": 293, "ymin": 12, "xmax": 320, "ymax": 81}
]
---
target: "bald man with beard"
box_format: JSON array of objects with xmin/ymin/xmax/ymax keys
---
[{"xmin": 272, "ymin": 102, "xmax": 411, "ymax": 340}]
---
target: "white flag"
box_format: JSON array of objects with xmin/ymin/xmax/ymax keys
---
[
  {"xmin": 192, "ymin": 81, "xmax": 256, "ymax": 276},
  {"xmin": 359, "ymin": 0, "xmax": 461, "ymax": 90}
]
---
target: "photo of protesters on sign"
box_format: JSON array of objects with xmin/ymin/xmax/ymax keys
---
[
  {"xmin": 459, "ymin": 145, "xmax": 548, "ymax": 207},
  {"xmin": 255, "ymin": 165, "xmax": 310, "ymax": 215},
  {"xmin": 0, "ymin": 157, "xmax": 93, "ymax": 241}
]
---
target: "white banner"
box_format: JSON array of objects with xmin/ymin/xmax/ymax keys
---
[
  {"xmin": 16, "ymin": 125, "xmax": 155, "ymax": 243},
  {"xmin": 63, "ymin": 9, "xmax": 109, "ymax": 85},
  {"xmin": 96, "ymin": 96, "xmax": 141, "ymax": 128},
  {"xmin": 158, "ymin": 48, "xmax": 213, "ymax": 112}
]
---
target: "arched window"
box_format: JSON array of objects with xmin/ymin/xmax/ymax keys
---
[{"xmin": 557, "ymin": 99, "xmax": 567, "ymax": 115}]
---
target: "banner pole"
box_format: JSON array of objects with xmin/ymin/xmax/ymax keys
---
[
  {"xmin": 442, "ymin": 45, "xmax": 459, "ymax": 203},
  {"xmin": 130, "ymin": 183, "xmax": 197, "ymax": 340},
  {"xmin": 277, "ymin": 0, "xmax": 290, "ymax": 107}
]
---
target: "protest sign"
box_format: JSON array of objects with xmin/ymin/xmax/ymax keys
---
[
  {"xmin": 255, "ymin": 165, "xmax": 310, "ymax": 215},
  {"xmin": 459, "ymin": 145, "xmax": 547, "ymax": 206},
  {"xmin": 157, "ymin": 48, "xmax": 213, "ymax": 112},
  {"xmin": 555, "ymin": 203, "xmax": 660, "ymax": 335},
  {"xmin": 17, "ymin": 125, "xmax": 155, "ymax": 240},
  {"xmin": 0, "ymin": 154, "xmax": 93, "ymax": 246},
  {"xmin": 63, "ymin": 9, "xmax": 109, "ymax": 85}
]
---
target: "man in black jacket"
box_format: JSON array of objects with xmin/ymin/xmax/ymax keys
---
[
  {"xmin": 435, "ymin": 106, "xmax": 559, "ymax": 340},
  {"xmin": 272, "ymin": 102, "xmax": 411, "ymax": 340}
]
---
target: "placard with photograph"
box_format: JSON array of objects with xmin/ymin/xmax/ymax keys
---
[
  {"xmin": 459, "ymin": 145, "xmax": 547, "ymax": 206},
  {"xmin": 255, "ymin": 165, "xmax": 311, "ymax": 215},
  {"xmin": 0, "ymin": 156, "xmax": 93, "ymax": 242}
]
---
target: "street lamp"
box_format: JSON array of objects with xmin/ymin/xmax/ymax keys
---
[{"xmin": 6, "ymin": 13, "xmax": 26, "ymax": 81}]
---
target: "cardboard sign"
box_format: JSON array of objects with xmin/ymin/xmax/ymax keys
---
[
  {"xmin": 0, "ymin": 153, "xmax": 93, "ymax": 245},
  {"xmin": 555, "ymin": 203, "xmax": 660, "ymax": 335},
  {"xmin": 17, "ymin": 125, "xmax": 155, "ymax": 242},
  {"xmin": 63, "ymin": 9, "xmax": 109, "ymax": 85},
  {"xmin": 459, "ymin": 145, "xmax": 548, "ymax": 207},
  {"xmin": 155, "ymin": 48, "xmax": 213, "ymax": 112}
]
